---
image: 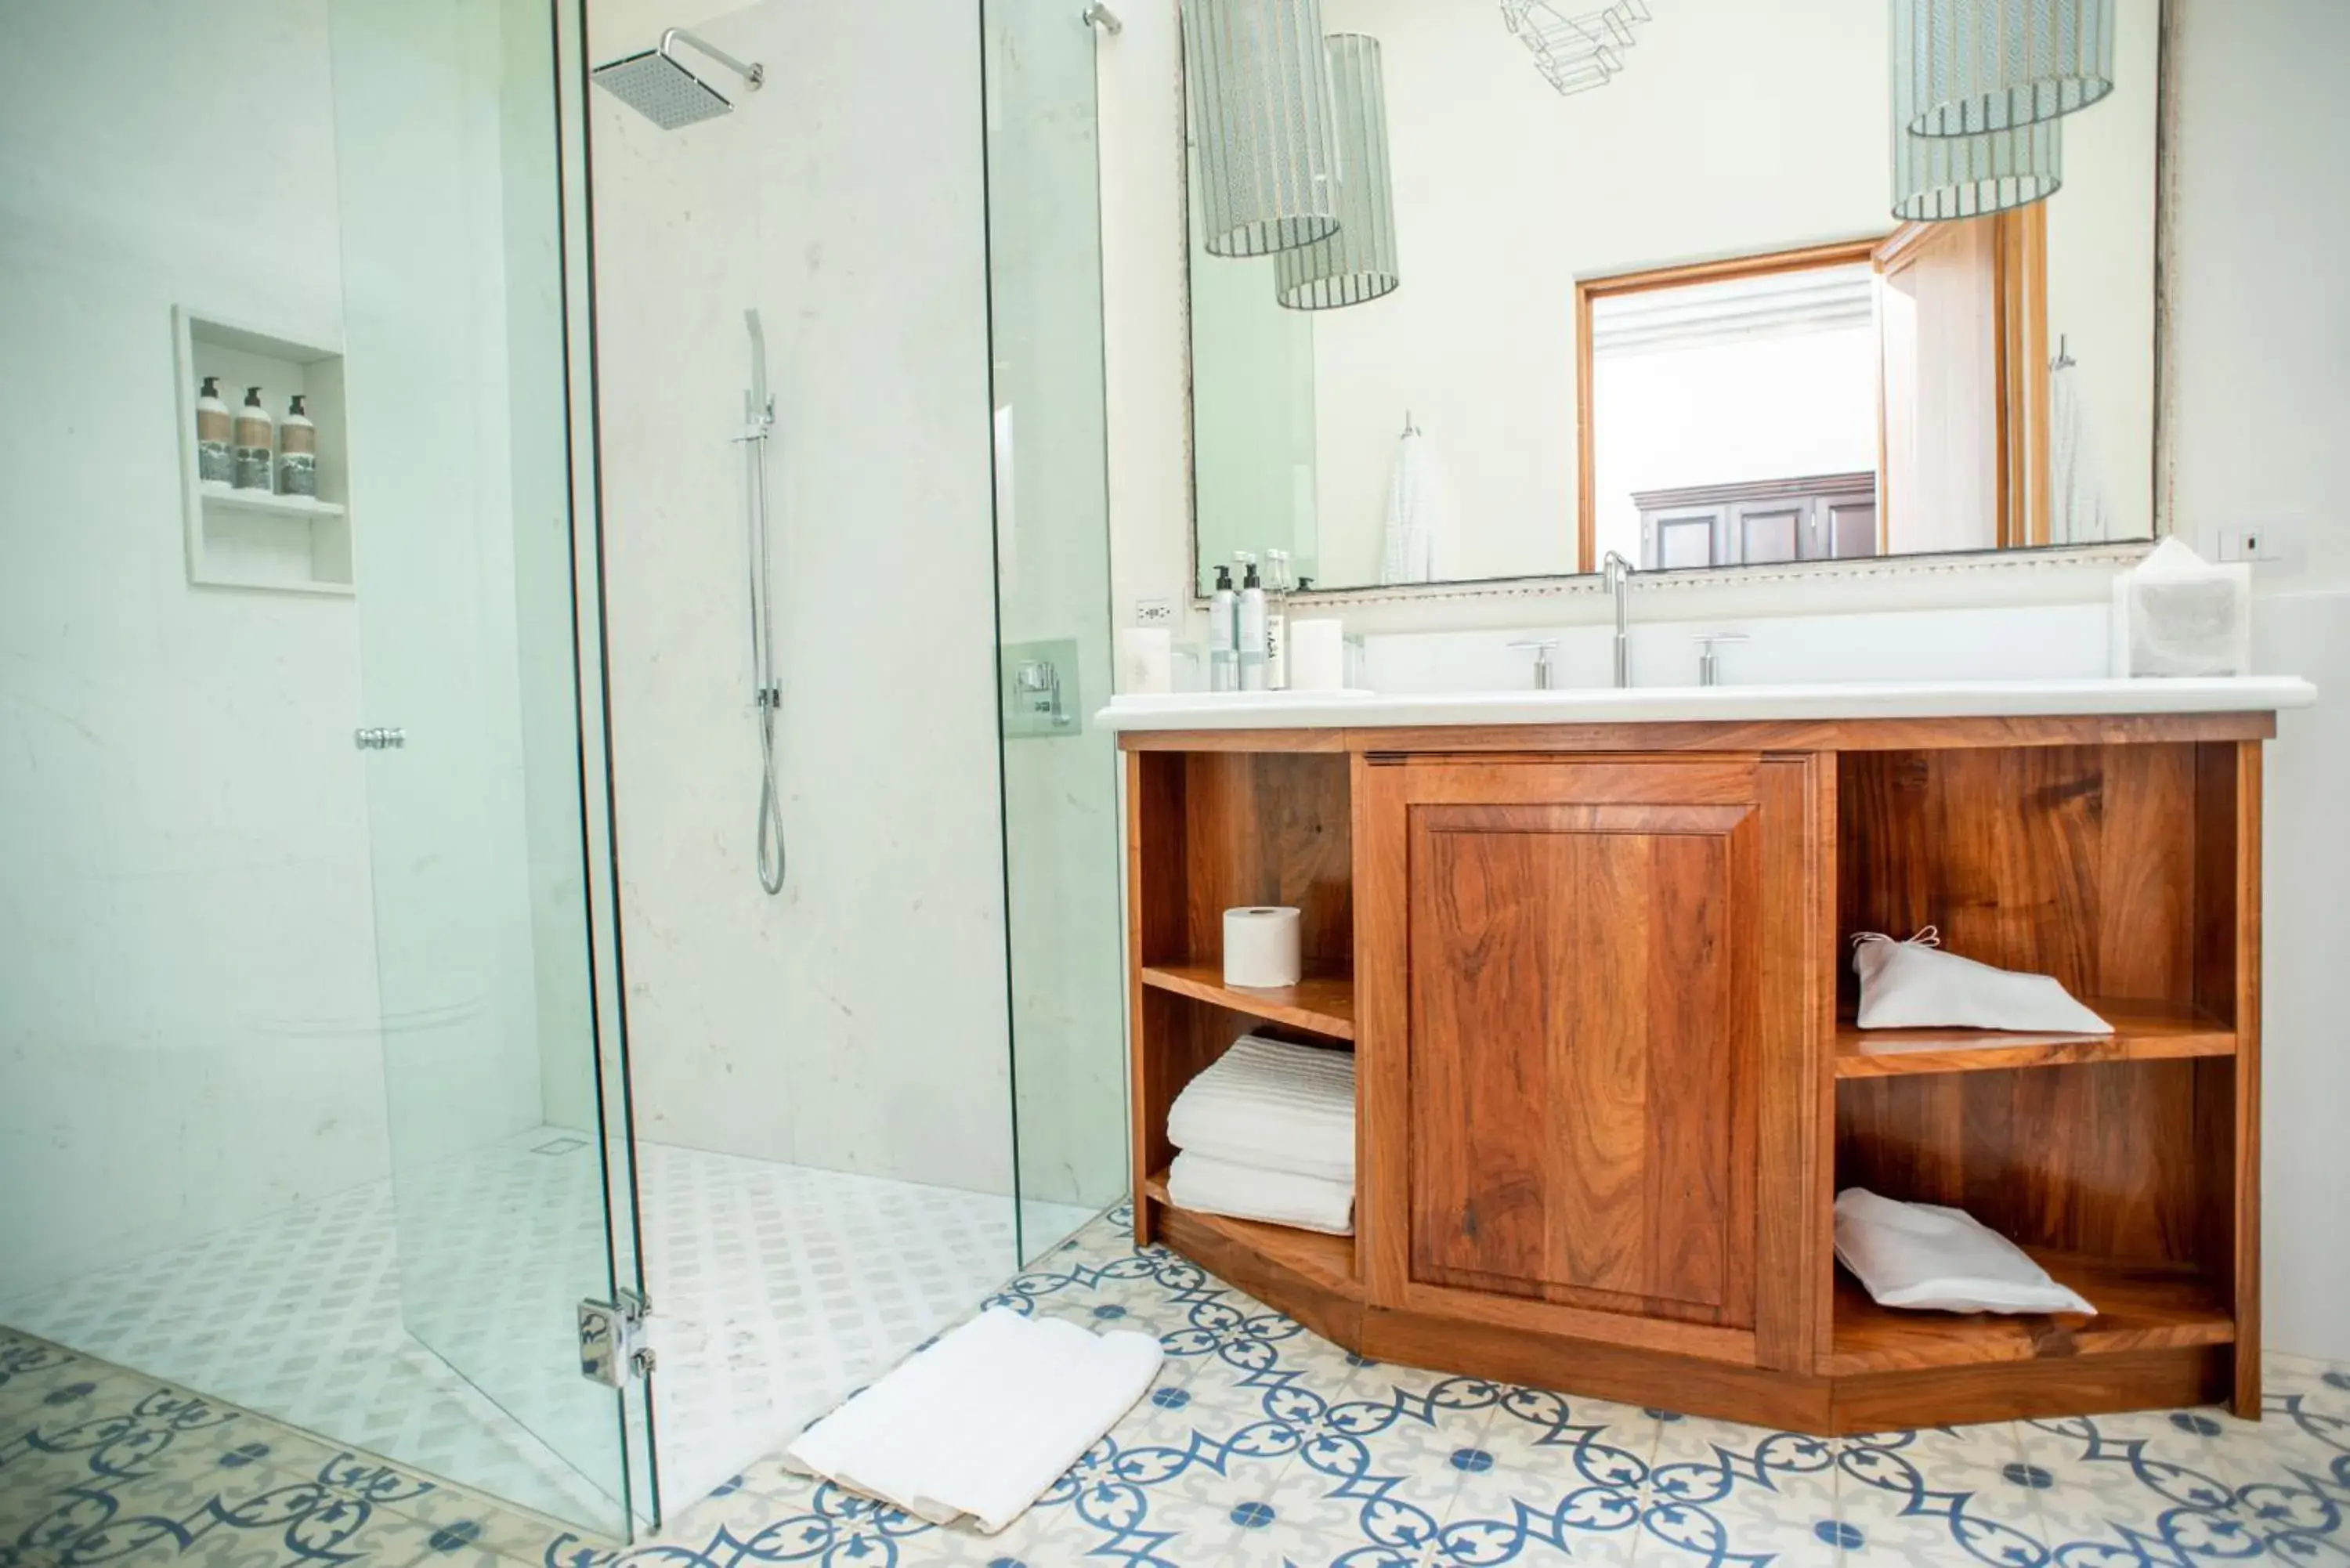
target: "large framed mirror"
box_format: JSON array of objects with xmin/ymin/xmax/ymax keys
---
[{"xmin": 1184, "ymin": 0, "xmax": 2165, "ymax": 598}]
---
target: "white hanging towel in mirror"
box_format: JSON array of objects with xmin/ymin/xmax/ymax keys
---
[
  {"xmin": 1851, "ymin": 929, "xmax": 2111, "ymax": 1033},
  {"xmin": 1382, "ymin": 429, "xmax": 1445, "ymax": 585},
  {"xmin": 1835, "ymin": 1187, "xmax": 2096, "ymax": 1315},
  {"xmin": 2050, "ymin": 362, "xmax": 2110, "ymax": 545}
]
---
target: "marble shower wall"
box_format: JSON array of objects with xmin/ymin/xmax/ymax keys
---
[{"xmin": 587, "ymin": 0, "xmax": 1018, "ymax": 1194}]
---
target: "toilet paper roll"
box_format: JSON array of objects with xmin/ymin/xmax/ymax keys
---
[
  {"xmin": 1119, "ymin": 627, "xmax": 1173, "ymax": 694},
  {"xmin": 1223, "ymin": 906, "xmax": 1303, "ymax": 989},
  {"xmin": 1287, "ymin": 619, "xmax": 1346, "ymax": 692}
]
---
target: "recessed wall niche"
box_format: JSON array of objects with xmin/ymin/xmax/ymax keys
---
[{"xmin": 172, "ymin": 306, "xmax": 353, "ymax": 595}]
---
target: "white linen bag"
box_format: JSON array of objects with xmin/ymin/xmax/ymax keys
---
[
  {"xmin": 1834, "ymin": 1188, "xmax": 2097, "ymax": 1315},
  {"xmin": 1851, "ymin": 929, "xmax": 2111, "ymax": 1033}
]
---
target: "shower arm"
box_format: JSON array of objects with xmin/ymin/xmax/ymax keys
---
[{"xmin": 662, "ymin": 27, "xmax": 765, "ymax": 90}]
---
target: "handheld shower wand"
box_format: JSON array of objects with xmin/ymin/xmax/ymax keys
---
[{"xmin": 740, "ymin": 309, "xmax": 786, "ymax": 894}]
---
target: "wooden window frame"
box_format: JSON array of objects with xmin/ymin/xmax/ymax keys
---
[{"xmin": 1573, "ymin": 223, "xmax": 2048, "ymax": 572}]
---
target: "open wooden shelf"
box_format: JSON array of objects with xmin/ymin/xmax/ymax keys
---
[
  {"xmin": 1826, "ymin": 1251, "xmax": 2234, "ymax": 1375},
  {"xmin": 1833, "ymin": 996, "xmax": 2235, "ymax": 1078},
  {"xmin": 1143, "ymin": 1170, "xmax": 1358, "ymax": 1295},
  {"xmin": 1139, "ymin": 960, "xmax": 1355, "ymax": 1041}
]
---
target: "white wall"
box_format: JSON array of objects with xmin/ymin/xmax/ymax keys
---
[
  {"xmin": 1098, "ymin": 0, "xmax": 2350, "ymax": 1360},
  {"xmin": 0, "ymin": 0, "xmax": 588, "ymax": 1310},
  {"xmin": 331, "ymin": 0, "xmax": 566, "ymax": 1177},
  {"xmin": 0, "ymin": 1, "xmax": 389, "ymax": 1300},
  {"xmin": 2167, "ymin": 0, "xmax": 2350, "ymax": 1366},
  {"xmin": 588, "ymin": 0, "xmax": 1016, "ymax": 1195}
]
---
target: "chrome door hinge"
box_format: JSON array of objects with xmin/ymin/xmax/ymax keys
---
[
  {"xmin": 578, "ymin": 1289, "xmax": 653, "ymax": 1388},
  {"xmin": 352, "ymin": 727, "xmax": 407, "ymax": 750}
]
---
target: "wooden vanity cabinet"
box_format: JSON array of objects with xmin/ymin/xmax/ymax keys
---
[
  {"xmin": 1123, "ymin": 714, "xmax": 2269, "ymax": 1435},
  {"xmin": 1355, "ymin": 753, "xmax": 1820, "ymax": 1370}
]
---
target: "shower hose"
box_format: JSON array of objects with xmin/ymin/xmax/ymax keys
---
[{"xmin": 746, "ymin": 403, "xmax": 786, "ymax": 896}]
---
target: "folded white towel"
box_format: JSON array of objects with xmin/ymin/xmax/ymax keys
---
[
  {"xmin": 1166, "ymin": 1035, "xmax": 1355, "ymax": 1184},
  {"xmin": 1168, "ymin": 1149, "xmax": 1355, "ymax": 1235},
  {"xmin": 786, "ymin": 1307, "xmax": 1162, "ymax": 1534}
]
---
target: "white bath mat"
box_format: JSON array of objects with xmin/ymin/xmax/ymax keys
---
[{"xmin": 784, "ymin": 1306, "xmax": 1162, "ymax": 1533}]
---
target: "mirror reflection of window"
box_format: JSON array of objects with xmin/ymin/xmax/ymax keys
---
[{"xmin": 1589, "ymin": 259, "xmax": 1879, "ymax": 572}]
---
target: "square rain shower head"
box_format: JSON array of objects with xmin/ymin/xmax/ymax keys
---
[{"xmin": 593, "ymin": 48, "xmax": 732, "ymax": 129}]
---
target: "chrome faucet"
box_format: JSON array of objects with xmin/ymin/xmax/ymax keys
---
[{"xmin": 1601, "ymin": 551, "xmax": 1635, "ymax": 688}]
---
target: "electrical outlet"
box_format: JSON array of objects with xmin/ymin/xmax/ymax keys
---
[
  {"xmin": 1133, "ymin": 598, "xmax": 1175, "ymax": 624},
  {"xmin": 2201, "ymin": 516, "xmax": 2308, "ymax": 573}
]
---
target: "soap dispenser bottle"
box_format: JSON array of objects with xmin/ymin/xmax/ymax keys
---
[
  {"xmin": 194, "ymin": 376, "xmax": 233, "ymax": 486},
  {"xmin": 232, "ymin": 385, "xmax": 273, "ymax": 491},
  {"xmin": 1235, "ymin": 552, "xmax": 1268, "ymax": 692},
  {"xmin": 277, "ymin": 394, "xmax": 316, "ymax": 498},
  {"xmin": 1208, "ymin": 565, "xmax": 1238, "ymax": 692}
]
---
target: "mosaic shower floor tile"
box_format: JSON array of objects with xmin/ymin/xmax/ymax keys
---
[{"xmin": 1, "ymin": 1127, "xmax": 1097, "ymax": 1530}]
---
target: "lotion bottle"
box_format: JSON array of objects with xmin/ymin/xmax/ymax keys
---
[
  {"xmin": 277, "ymin": 394, "xmax": 316, "ymax": 497},
  {"xmin": 1208, "ymin": 564, "xmax": 1238, "ymax": 692},
  {"xmin": 1236, "ymin": 552, "xmax": 1268, "ymax": 692},
  {"xmin": 195, "ymin": 376, "xmax": 233, "ymax": 486},
  {"xmin": 232, "ymin": 386, "xmax": 273, "ymax": 491}
]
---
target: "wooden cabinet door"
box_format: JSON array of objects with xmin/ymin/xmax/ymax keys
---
[{"xmin": 1358, "ymin": 756, "xmax": 1819, "ymax": 1366}]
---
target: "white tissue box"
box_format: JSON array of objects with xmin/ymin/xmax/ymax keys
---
[{"xmin": 2110, "ymin": 539, "xmax": 2251, "ymax": 677}]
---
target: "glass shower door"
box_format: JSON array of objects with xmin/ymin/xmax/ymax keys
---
[
  {"xmin": 984, "ymin": 0, "xmax": 1131, "ymax": 1259},
  {"xmin": 333, "ymin": 0, "xmax": 644, "ymax": 1536}
]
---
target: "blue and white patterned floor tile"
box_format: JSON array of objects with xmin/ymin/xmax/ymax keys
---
[
  {"xmin": 9, "ymin": 1205, "xmax": 2348, "ymax": 1568},
  {"xmin": 1837, "ymin": 1423, "xmax": 2050, "ymax": 1567},
  {"xmin": 0, "ymin": 1326, "xmax": 592, "ymax": 1568},
  {"xmin": 1643, "ymin": 1414, "xmax": 1842, "ymax": 1566}
]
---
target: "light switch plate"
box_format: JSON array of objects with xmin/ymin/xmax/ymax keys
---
[{"xmin": 2200, "ymin": 515, "xmax": 2308, "ymax": 573}]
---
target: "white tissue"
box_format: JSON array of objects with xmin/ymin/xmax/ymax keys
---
[{"xmin": 1223, "ymin": 906, "xmax": 1303, "ymax": 988}]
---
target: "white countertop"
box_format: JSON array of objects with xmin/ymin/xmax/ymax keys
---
[{"xmin": 1096, "ymin": 677, "xmax": 2318, "ymax": 732}]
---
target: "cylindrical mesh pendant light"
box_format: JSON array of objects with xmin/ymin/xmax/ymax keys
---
[
  {"xmin": 1904, "ymin": 0, "xmax": 2115, "ymax": 136},
  {"xmin": 1893, "ymin": 0, "xmax": 2063, "ymax": 219},
  {"xmin": 1183, "ymin": 0, "xmax": 1341, "ymax": 258},
  {"xmin": 1276, "ymin": 35, "xmax": 1398, "ymax": 310}
]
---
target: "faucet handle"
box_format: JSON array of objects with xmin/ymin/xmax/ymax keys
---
[
  {"xmin": 1694, "ymin": 632, "xmax": 1749, "ymax": 688},
  {"xmin": 1506, "ymin": 638, "xmax": 1560, "ymax": 692}
]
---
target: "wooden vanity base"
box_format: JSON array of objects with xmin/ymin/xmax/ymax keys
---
[{"xmin": 1124, "ymin": 714, "xmax": 2266, "ymax": 1435}]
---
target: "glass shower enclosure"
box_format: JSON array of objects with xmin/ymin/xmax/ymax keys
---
[
  {"xmin": 0, "ymin": 0, "xmax": 1123, "ymax": 1544},
  {"xmin": 575, "ymin": 0, "xmax": 1129, "ymax": 1519}
]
